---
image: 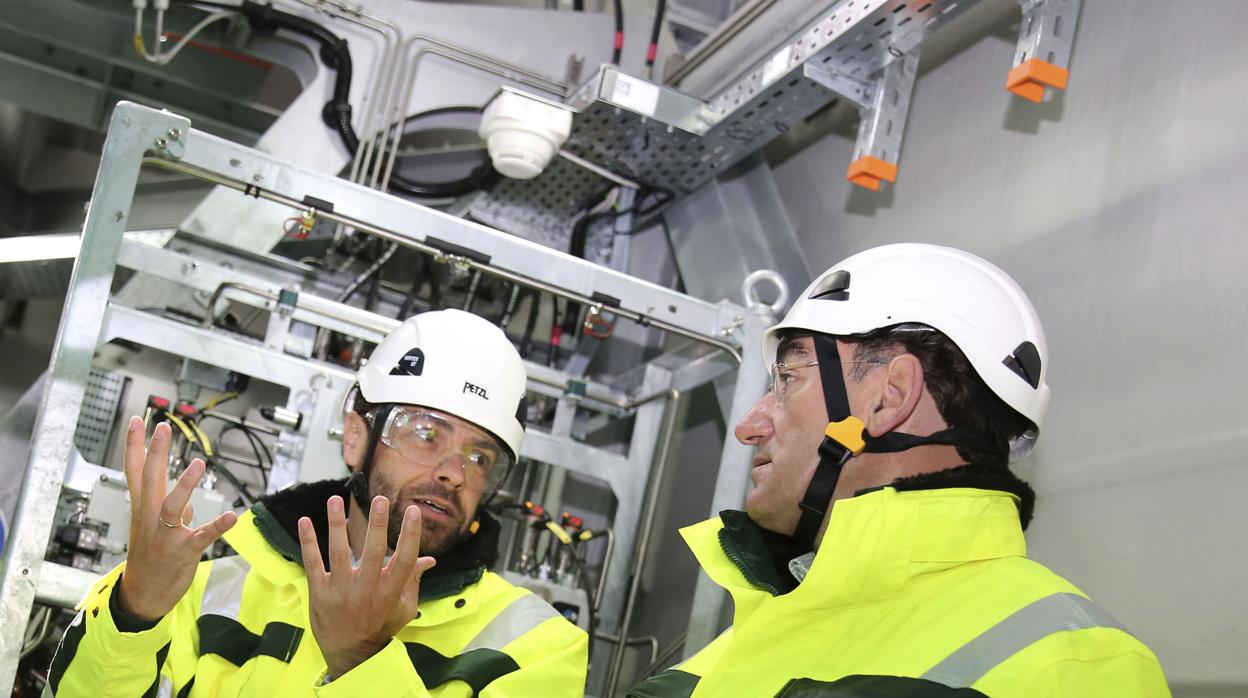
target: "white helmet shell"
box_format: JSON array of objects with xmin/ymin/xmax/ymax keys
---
[
  {"xmin": 357, "ymin": 309, "xmax": 527, "ymax": 462},
  {"xmin": 765, "ymin": 243, "xmax": 1050, "ymax": 459}
]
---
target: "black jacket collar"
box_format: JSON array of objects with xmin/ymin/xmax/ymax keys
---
[{"xmin": 250, "ymin": 479, "xmax": 501, "ymax": 600}]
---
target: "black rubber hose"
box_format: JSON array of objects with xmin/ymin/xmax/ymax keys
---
[
  {"xmin": 234, "ymin": 1, "xmax": 497, "ymax": 198},
  {"xmin": 611, "ymin": 0, "xmax": 624, "ymax": 65},
  {"xmin": 520, "ymin": 290, "xmax": 540, "ymax": 357},
  {"xmin": 397, "ymin": 254, "xmax": 428, "ymax": 320},
  {"xmin": 646, "ymin": 0, "xmax": 666, "ymax": 72}
]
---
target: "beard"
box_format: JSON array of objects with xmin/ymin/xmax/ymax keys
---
[{"xmin": 368, "ymin": 468, "xmax": 471, "ymax": 558}]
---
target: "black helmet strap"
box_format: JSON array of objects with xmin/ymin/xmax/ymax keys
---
[
  {"xmin": 792, "ymin": 334, "xmax": 1008, "ymax": 550},
  {"xmin": 347, "ymin": 404, "xmax": 393, "ymax": 514}
]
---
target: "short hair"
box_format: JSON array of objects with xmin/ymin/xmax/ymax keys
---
[{"xmin": 844, "ymin": 324, "xmax": 1032, "ymax": 466}]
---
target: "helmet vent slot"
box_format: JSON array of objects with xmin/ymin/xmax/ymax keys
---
[
  {"xmin": 809, "ymin": 270, "xmax": 851, "ymax": 301},
  {"xmin": 1003, "ymin": 341, "xmax": 1042, "ymax": 389}
]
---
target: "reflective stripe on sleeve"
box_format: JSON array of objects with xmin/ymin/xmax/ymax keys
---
[
  {"xmin": 199, "ymin": 556, "xmax": 251, "ymax": 621},
  {"xmin": 462, "ymin": 592, "xmax": 562, "ymax": 653},
  {"xmin": 920, "ymin": 592, "xmax": 1128, "ymax": 688}
]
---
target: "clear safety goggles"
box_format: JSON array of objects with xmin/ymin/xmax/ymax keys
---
[
  {"xmin": 768, "ymin": 358, "xmax": 887, "ymax": 405},
  {"xmin": 377, "ymin": 406, "xmax": 512, "ymax": 491},
  {"xmin": 343, "ymin": 388, "xmax": 513, "ymax": 493}
]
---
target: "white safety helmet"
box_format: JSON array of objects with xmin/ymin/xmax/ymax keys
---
[
  {"xmin": 356, "ymin": 309, "xmax": 527, "ymax": 462},
  {"xmin": 765, "ymin": 243, "xmax": 1050, "ymax": 459}
]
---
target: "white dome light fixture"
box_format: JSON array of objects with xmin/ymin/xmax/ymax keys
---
[{"xmin": 478, "ymin": 87, "xmax": 574, "ymax": 180}]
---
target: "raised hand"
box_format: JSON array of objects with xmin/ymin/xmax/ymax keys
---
[
  {"xmin": 298, "ymin": 495, "xmax": 436, "ymax": 677},
  {"xmin": 115, "ymin": 417, "xmax": 239, "ymax": 621}
]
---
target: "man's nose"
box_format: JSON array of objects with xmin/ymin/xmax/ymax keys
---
[
  {"xmin": 734, "ymin": 393, "xmax": 775, "ymax": 446},
  {"xmin": 433, "ymin": 453, "xmax": 467, "ymax": 488}
]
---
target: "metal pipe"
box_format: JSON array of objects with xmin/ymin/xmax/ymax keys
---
[
  {"xmin": 558, "ymin": 149, "xmax": 641, "ymax": 190},
  {"xmin": 199, "ymin": 409, "xmax": 280, "ymax": 436},
  {"xmin": 201, "ymin": 281, "xmax": 276, "ymax": 328},
  {"xmin": 641, "ymin": 631, "xmax": 688, "ymax": 678},
  {"xmin": 150, "ymin": 158, "xmax": 744, "ymax": 364},
  {"xmin": 593, "ymin": 527, "xmax": 615, "ymax": 611},
  {"xmin": 663, "ymin": 0, "xmax": 784, "ymax": 88},
  {"xmin": 605, "ymin": 387, "xmax": 682, "ymax": 695},
  {"xmin": 280, "ymin": 0, "xmax": 403, "ymax": 190},
  {"xmin": 214, "ymin": 449, "xmax": 263, "ymax": 469},
  {"xmin": 594, "ymin": 632, "xmax": 660, "ymax": 667}
]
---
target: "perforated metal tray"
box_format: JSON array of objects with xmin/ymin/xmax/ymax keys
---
[{"xmin": 471, "ymin": 0, "xmax": 983, "ymax": 244}]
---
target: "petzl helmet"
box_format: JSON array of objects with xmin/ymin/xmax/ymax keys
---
[{"xmin": 347, "ymin": 309, "xmax": 528, "ymax": 510}]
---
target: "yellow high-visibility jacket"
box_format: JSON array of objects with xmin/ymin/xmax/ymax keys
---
[
  {"xmin": 630, "ymin": 487, "xmax": 1170, "ymax": 698},
  {"xmin": 46, "ymin": 480, "xmax": 588, "ymax": 697}
]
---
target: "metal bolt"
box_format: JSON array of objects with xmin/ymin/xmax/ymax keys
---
[
  {"xmin": 20, "ymin": 566, "xmax": 30, "ymax": 576},
  {"xmin": 155, "ymin": 138, "xmax": 167, "ymax": 150},
  {"xmin": 253, "ymin": 173, "xmax": 263, "ymax": 182},
  {"xmin": 168, "ymin": 128, "xmax": 181, "ymax": 140}
]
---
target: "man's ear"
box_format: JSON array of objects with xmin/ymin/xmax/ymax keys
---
[
  {"xmin": 864, "ymin": 353, "xmax": 925, "ymax": 437},
  {"xmin": 342, "ymin": 412, "xmax": 369, "ymax": 472}
]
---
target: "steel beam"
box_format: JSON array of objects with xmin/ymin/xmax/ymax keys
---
[{"xmin": 0, "ymin": 105, "xmax": 190, "ymax": 693}]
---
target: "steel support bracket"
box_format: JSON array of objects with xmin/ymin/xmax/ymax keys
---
[
  {"xmin": 0, "ymin": 102, "xmax": 189, "ymax": 694},
  {"xmin": 1008, "ymin": 0, "xmax": 1082, "ymax": 103},
  {"xmin": 803, "ymin": 63, "xmax": 872, "ymax": 110},
  {"xmin": 846, "ymin": 50, "xmax": 919, "ymax": 191}
]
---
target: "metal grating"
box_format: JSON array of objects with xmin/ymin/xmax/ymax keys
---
[
  {"xmin": 472, "ymin": 0, "xmax": 981, "ymax": 238},
  {"xmin": 73, "ymin": 368, "xmax": 127, "ymax": 466},
  {"xmin": 0, "ymin": 259, "xmax": 74, "ymax": 299}
]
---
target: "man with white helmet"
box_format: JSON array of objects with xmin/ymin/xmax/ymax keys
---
[
  {"xmin": 630, "ymin": 244, "xmax": 1169, "ymax": 697},
  {"xmin": 47, "ymin": 309, "xmax": 588, "ymax": 696}
]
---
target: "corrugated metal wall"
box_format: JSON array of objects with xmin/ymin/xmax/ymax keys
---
[{"xmin": 763, "ymin": 1, "xmax": 1248, "ymax": 694}]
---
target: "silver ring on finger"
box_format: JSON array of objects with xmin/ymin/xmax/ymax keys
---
[{"xmin": 158, "ymin": 516, "xmax": 186, "ymax": 528}]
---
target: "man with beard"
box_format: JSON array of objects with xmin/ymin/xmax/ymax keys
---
[
  {"xmin": 47, "ymin": 309, "xmax": 588, "ymax": 697},
  {"xmin": 629, "ymin": 244, "xmax": 1168, "ymax": 697}
]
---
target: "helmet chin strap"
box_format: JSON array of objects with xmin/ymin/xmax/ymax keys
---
[
  {"xmin": 792, "ymin": 335, "xmax": 1007, "ymax": 550},
  {"xmin": 347, "ymin": 405, "xmax": 393, "ymax": 514},
  {"xmin": 793, "ymin": 335, "xmax": 861, "ymax": 548}
]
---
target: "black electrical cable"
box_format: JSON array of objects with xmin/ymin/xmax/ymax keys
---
[
  {"xmin": 214, "ymin": 1, "xmax": 498, "ymax": 198},
  {"xmin": 520, "ymin": 290, "xmax": 540, "ymax": 357},
  {"xmin": 219, "ymin": 424, "xmax": 272, "ymax": 488},
  {"xmin": 365, "ymin": 245, "xmax": 384, "ymax": 313},
  {"xmin": 646, "ymin": 0, "xmax": 666, "ymax": 74},
  {"xmin": 207, "ymin": 457, "xmax": 257, "ymax": 506},
  {"xmin": 547, "ymin": 295, "xmax": 563, "ymax": 367},
  {"xmin": 428, "ymin": 262, "xmax": 443, "ymax": 311},
  {"xmin": 611, "ymin": 0, "xmax": 624, "ymax": 65},
  {"xmin": 397, "ymin": 254, "xmax": 430, "ymax": 320},
  {"xmin": 562, "ymin": 186, "xmax": 677, "ymax": 338}
]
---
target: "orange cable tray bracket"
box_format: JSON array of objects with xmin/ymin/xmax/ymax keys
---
[
  {"xmin": 846, "ymin": 155, "xmax": 898, "ymax": 192},
  {"xmin": 1006, "ymin": 58, "xmax": 1070, "ymax": 103}
]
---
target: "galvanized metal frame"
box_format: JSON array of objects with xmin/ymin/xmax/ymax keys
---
[
  {"xmin": 849, "ymin": 50, "xmax": 920, "ymax": 167},
  {"xmin": 0, "ymin": 105, "xmax": 192, "ymax": 689},
  {"xmin": 0, "ymin": 101, "xmax": 767, "ymax": 693},
  {"xmin": 1015, "ymin": 0, "xmax": 1082, "ymax": 71}
]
